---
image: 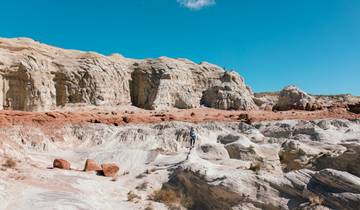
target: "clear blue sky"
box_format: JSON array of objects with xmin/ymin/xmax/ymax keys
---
[{"xmin": 1, "ymin": 0, "xmax": 359, "ymax": 95}]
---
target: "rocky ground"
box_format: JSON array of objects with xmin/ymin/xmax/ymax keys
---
[
  {"xmin": 0, "ymin": 108, "xmax": 360, "ymax": 210},
  {"xmin": 1, "ymin": 37, "xmax": 360, "ymax": 210}
]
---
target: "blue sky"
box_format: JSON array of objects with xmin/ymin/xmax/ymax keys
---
[{"xmin": 1, "ymin": 0, "xmax": 359, "ymax": 95}]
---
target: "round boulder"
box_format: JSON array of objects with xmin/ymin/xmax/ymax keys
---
[
  {"xmin": 101, "ymin": 163, "xmax": 120, "ymax": 177},
  {"xmin": 53, "ymin": 159, "xmax": 71, "ymax": 170}
]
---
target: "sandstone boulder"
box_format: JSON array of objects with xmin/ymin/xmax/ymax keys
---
[
  {"xmin": 198, "ymin": 143, "xmax": 230, "ymax": 160},
  {"xmin": 217, "ymin": 134, "xmax": 250, "ymax": 145},
  {"xmin": 83, "ymin": 159, "xmax": 101, "ymax": 172},
  {"xmin": 200, "ymin": 71, "xmax": 257, "ymax": 110},
  {"xmin": 274, "ymin": 85, "xmax": 319, "ymax": 111},
  {"xmin": 101, "ymin": 163, "xmax": 119, "ymax": 177},
  {"xmin": 53, "ymin": 159, "xmax": 71, "ymax": 170},
  {"xmin": 279, "ymin": 140, "xmax": 311, "ymax": 172},
  {"xmin": 225, "ymin": 141, "xmax": 281, "ymax": 172}
]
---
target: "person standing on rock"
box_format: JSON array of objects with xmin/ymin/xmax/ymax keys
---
[{"xmin": 190, "ymin": 127, "xmax": 197, "ymax": 147}]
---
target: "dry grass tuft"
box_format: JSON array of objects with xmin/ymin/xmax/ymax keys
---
[
  {"xmin": 249, "ymin": 161, "xmax": 262, "ymax": 172},
  {"xmin": 150, "ymin": 186, "xmax": 194, "ymax": 209},
  {"xmin": 150, "ymin": 188, "xmax": 178, "ymax": 205},
  {"xmin": 180, "ymin": 195, "xmax": 194, "ymax": 209},
  {"xmin": 127, "ymin": 191, "xmax": 141, "ymax": 202},
  {"xmin": 309, "ymin": 195, "xmax": 324, "ymax": 206}
]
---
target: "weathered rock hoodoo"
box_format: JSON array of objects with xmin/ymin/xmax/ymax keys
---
[
  {"xmin": 274, "ymin": 85, "xmax": 320, "ymax": 111},
  {"xmin": 201, "ymin": 71, "xmax": 257, "ymax": 110}
]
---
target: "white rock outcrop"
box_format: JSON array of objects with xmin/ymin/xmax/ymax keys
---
[
  {"xmin": 0, "ymin": 38, "xmax": 134, "ymax": 111},
  {"xmin": 1, "ymin": 118, "xmax": 360, "ymax": 209},
  {"xmin": 0, "ymin": 38, "xmax": 256, "ymax": 111},
  {"xmin": 130, "ymin": 57, "xmax": 256, "ymax": 110}
]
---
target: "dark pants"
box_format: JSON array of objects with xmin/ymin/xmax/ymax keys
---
[{"xmin": 190, "ymin": 136, "xmax": 196, "ymax": 147}]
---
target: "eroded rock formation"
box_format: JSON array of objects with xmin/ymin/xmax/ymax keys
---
[
  {"xmin": 130, "ymin": 58, "xmax": 256, "ymax": 110},
  {"xmin": 274, "ymin": 85, "xmax": 320, "ymax": 111},
  {"xmin": 200, "ymin": 71, "xmax": 257, "ymax": 110},
  {"xmin": 1, "ymin": 37, "xmax": 360, "ymax": 210},
  {"xmin": 0, "ymin": 38, "xmax": 256, "ymax": 111}
]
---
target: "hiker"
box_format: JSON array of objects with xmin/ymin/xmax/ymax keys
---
[
  {"xmin": 189, "ymin": 127, "xmax": 197, "ymax": 147},
  {"xmin": 4, "ymin": 98, "xmax": 12, "ymax": 110}
]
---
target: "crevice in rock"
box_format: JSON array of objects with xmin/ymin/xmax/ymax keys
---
[
  {"xmin": 1, "ymin": 67, "xmax": 33, "ymax": 111},
  {"xmin": 53, "ymin": 72, "xmax": 67, "ymax": 106},
  {"xmin": 130, "ymin": 68, "xmax": 160, "ymax": 110}
]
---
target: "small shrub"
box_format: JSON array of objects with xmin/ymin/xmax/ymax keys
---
[
  {"xmin": 136, "ymin": 181, "xmax": 149, "ymax": 191},
  {"xmin": 3, "ymin": 157, "xmax": 16, "ymax": 168},
  {"xmin": 136, "ymin": 173, "xmax": 147, "ymax": 179},
  {"xmin": 127, "ymin": 191, "xmax": 141, "ymax": 202},
  {"xmin": 309, "ymin": 195, "xmax": 324, "ymax": 206},
  {"xmin": 123, "ymin": 116, "xmax": 129, "ymax": 123},
  {"xmin": 150, "ymin": 186, "xmax": 193, "ymax": 209},
  {"xmin": 144, "ymin": 203, "xmax": 155, "ymax": 210},
  {"xmin": 249, "ymin": 161, "xmax": 262, "ymax": 172},
  {"xmin": 180, "ymin": 195, "xmax": 194, "ymax": 208}
]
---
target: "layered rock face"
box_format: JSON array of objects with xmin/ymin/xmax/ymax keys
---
[
  {"xmin": 0, "ymin": 38, "xmax": 256, "ymax": 111},
  {"xmin": 131, "ymin": 57, "xmax": 256, "ymax": 110},
  {"xmin": 201, "ymin": 71, "xmax": 256, "ymax": 110},
  {"xmin": 0, "ymin": 38, "xmax": 136, "ymax": 111}
]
